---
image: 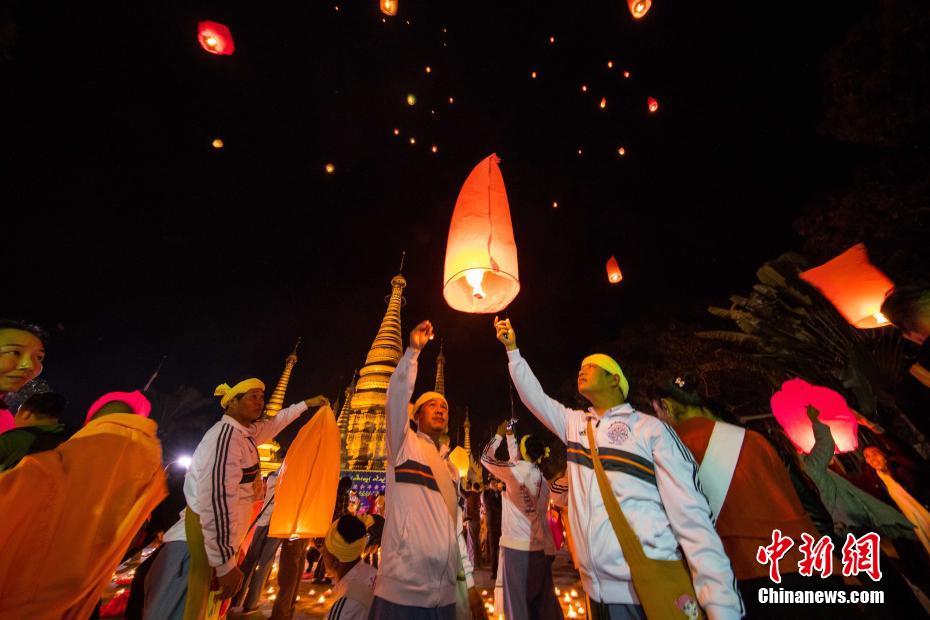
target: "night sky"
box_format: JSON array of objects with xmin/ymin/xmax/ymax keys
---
[{"xmin": 2, "ymin": 1, "xmax": 872, "ymax": 447}]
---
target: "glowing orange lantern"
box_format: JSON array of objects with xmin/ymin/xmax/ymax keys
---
[
  {"xmin": 770, "ymin": 379, "xmax": 859, "ymax": 454},
  {"xmin": 449, "ymin": 446, "xmax": 470, "ymax": 477},
  {"xmin": 599, "ymin": 97, "xmax": 607, "ymax": 109},
  {"xmin": 380, "ymin": 0, "xmax": 398, "ymax": 16},
  {"xmin": 606, "ymin": 256, "xmax": 623, "ymax": 283},
  {"xmin": 443, "ymin": 154, "xmax": 520, "ymax": 313},
  {"xmin": 197, "ymin": 21, "xmax": 235, "ymax": 56},
  {"xmin": 269, "ymin": 405, "xmax": 341, "ymax": 538},
  {"xmin": 628, "ymin": 0, "xmax": 652, "ymax": 19},
  {"xmin": 799, "ymin": 244, "xmax": 894, "ymax": 329},
  {"xmin": 647, "ymin": 97, "xmax": 659, "ymax": 112}
]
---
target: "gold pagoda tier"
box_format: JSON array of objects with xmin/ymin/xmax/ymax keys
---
[
  {"xmin": 434, "ymin": 340, "xmax": 446, "ymax": 396},
  {"xmin": 258, "ymin": 338, "xmax": 300, "ymax": 474},
  {"xmin": 342, "ymin": 273, "xmax": 406, "ymax": 472}
]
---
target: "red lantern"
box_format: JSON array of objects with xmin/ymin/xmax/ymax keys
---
[
  {"xmin": 770, "ymin": 378, "xmax": 859, "ymax": 454},
  {"xmin": 628, "ymin": 0, "xmax": 652, "ymax": 19},
  {"xmin": 647, "ymin": 97, "xmax": 659, "ymax": 113},
  {"xmin": 799, "ymin": 244, "xmax": 894, "ymax": 329},
  {"xmin": 197, "ymin": 21, "xmax": 235, "ymax": 56},
  {"xmin": 606, "ymin": 256, "xmax": 623, "ymax": 284},
  {"xmin": 443, "ymin": 154, "xmax": 520, "ymax": 313},
  {"xmin": 380, "ymin": 0, "xmax": 398, "ymax": 16}
]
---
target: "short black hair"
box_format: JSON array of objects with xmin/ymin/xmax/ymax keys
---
[
  {"xmin": 335, "ymin": 515, "xmax": 367, "ymax": 544},
  {"xmin": 657, "ymin": 372, "xmax": 706, "ymax": 408},
  {"xmin": 19, "ymin": 392, "xmax": 67, "ymax": 418},
  {"xmin": 522, "ymin": 435, "xmax": 547, "ymax": 463},
  {"xmin": 881, "ymin": 286, "xmax": 930, "ymax": 334},
  {"xmin": 0, "ymin": 319, "xmax": 49, "ymax": 346}
]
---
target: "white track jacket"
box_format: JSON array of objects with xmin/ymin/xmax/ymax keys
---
[
  {"xmin": 163, "ymin": 402, "xmax": 308, "ymax": 575},
  {"xmin": 375, "ymin": 347, "xmax": 474, "ymax": 608},
  {"xmin": 508, "ymin": 349, "xmax": 743, "ymax": 619}
]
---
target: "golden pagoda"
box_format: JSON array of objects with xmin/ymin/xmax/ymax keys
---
[
  {"xmin": 258, "ymin": 338, "xmax": 300, "ymax": 474},
  {"xmin": 336, "ymin": 370, "xmax": 357, "ymax": 454},
  {"xmin": 434, "ymin": 340, "xmax": 446, "ymax": 395},
  {"xmin": 341, "ymin": 273, "xmax": 406, "ymax": 473}
]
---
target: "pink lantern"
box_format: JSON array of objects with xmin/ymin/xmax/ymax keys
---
[
  {"xmin": 799, "ymin": 243, "xmax": 894, "ymax": 329},
  {"xmin": 197, "ymin": 21, "xmax": 235, "ymax": 56},
  {"xmin": 770, "ymin": 378, "xmax": 859, "ymax": 454}
]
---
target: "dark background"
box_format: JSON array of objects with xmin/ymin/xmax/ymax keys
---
[{"xmin": 2, "ymin": 0, "xmax": 926, "ymax": 454}]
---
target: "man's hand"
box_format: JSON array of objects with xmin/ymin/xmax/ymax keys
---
[
  {"xmin": 493, "ymin": 316, "xmax": 517, "ymax": 351},
  {"xmin": 303, "ymin": 395, "xmax": 330, "ymax": 409},
  {"xmin": 496, "ymin": 420, "xmax": 509, "ymax": 437},
  {"xmin": 410, "ymin": 320, "xmax": 435, "ymax": 351},
  {"xmin": 467, "ymin": 586, "xmax": 488, "ymax": 619},
  {"xmin": 215, "ymin": 565, "xmax": 243, "ymax": 600},
  {"xmin": 806, "ymin": 405, "xmax": 820, "ymax": 423}
]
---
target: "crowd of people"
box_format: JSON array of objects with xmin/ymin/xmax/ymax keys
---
[{"xmin": 1, "ymin": 284, "xmax": 929, "ymax": 619}]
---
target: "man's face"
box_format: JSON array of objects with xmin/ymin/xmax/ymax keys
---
[
  {"xmin": 577, "ymin": 364, "xmax": 615, "ymax": 397},
  {"xmin": 863, "ymin": 447, "xmax": 888, "ymax": 471},
  {"xmin": 228, "ymin": 388, "xmax": 265, "ymax": 422},
  {"xmin": 0, "ymin": 328, "xmax": 45, "ymax": 394},
  {"xmin": 416, "ymin": 398, "xmax": 448, "ymax": 435}
]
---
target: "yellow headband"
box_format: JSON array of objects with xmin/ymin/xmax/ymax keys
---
[
  {"xmin": 214, "ymin": 378, "xmax": 266, "ymax": 409},
  {"xmin": 409, "ymin": 391, "xmax": 449, "ymax": 421},
  {"xmin": 324, "ymin": 519, "xmax": 367, "ymax": 563},
  {"xmin": 519, "ymin": 435, "xmax": 550, "ymax": 464},
  {"xmin": 581, "ymin": 354, "xmax": 630, "ymax": 399}
]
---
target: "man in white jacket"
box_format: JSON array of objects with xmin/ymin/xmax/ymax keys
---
[
  {"xmin": 369, "ymin": 320, "xmax": 484, "ymax": 620},
  {"xmin": 143, "ymin": 378, "xmax": 329, "ymax": 620},
  {"xmin": 493, "ymin": 318, "xmax": 743, "ymax": 620}
]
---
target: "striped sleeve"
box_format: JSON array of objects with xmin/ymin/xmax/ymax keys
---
[
  {"xmin": 480, "ymin": 435, "xmax": 518, "ymax": 486},
  {"xmin": 199, "ymin": 424, "xmax": 240, "ymax": 575},
  {"xmin": 327, "ymin": 597, "xmax": 367, "ymax": 620}
]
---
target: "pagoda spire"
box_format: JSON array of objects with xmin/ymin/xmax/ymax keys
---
[
  {"xmin": 264, "ymin": 338, "xmax": 301, "ymax": 417},
  {"xmin": 463, "ymin": 406, "xmax": 472, "ymax": 455},
  {"xmin": 337, "ymin": 370, "xmax": 358, "ymax": 422},
  {"xmin": 350, "ymin": 274, "xmax": 406, "ymax": 410},
  {"xmin": 434, "ymin": 340, "xmax": 446, "ymax": 396}
]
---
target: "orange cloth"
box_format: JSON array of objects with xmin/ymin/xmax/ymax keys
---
[
  {"xmin": 675, "ymin": 417, "xmax": 815, "ymax": 581},
  {"xmin": 269, "ymin": 405, "xmax": 340, "ymax": 538},
  {"xmin": 0, "ymin": 413, "xmax": 167, "ymax": 619}
]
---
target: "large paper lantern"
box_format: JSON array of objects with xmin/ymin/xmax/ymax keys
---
[
  {"xmin": 443, "ymin": 154, "xmax": 520, "ymax": 313},
  {"xmin": 197, "ymin": 21, "xmax": 235, "ymax": 56},
  {"xmin": 269, "ymin": 405, "xmax": 341, "ymax": 538},
  {"xmin": 606, "ymin": 256, "xmax": 623, "ymax": 284},
  {"xmin": 770, "ymin": 378, "xmax": 859, "ymax": 454},
  {"xmin": 380, "ymin": 0, "xmax": 398, "ymax": 16},
  {"xmin": 628, "ymin": 0, "xmax": 652, "ymax": 19},
  {"xmin": 449, "ymin": 446, "xmax": 470, "ymax": 478},
  {"xmin": 799, "ymin": 244, "xmax": 894, "ymax": 329}
]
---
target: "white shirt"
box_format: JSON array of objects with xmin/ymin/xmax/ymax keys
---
[{"xmin": 327, "ymin": 561, "xmax": 378, "ymax": 620}]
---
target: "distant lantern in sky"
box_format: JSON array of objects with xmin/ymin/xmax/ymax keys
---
[
  {"xmin": 581, "ymin": 84, "xmax": 588, "ymax": 92},
  {"xmin": 425, "ymin": 66, "xmax": 432, "ymax": 73},
  {"xmin": 799, "ymin": 243, "xmax": 894, "ymax": 329},
  {"xmin": 531, "ymin": 70, "xmax": 538, "ymax": 79},
  {"xmin": 380, "ymin": 0, "xmax": 398, "ymax": 16},
  {"xmin": 771, "ymin": 378, "xmax": 859, "ymax": 454},
  {"xmin": 393, "ymin": 128, "xmax": 400, "ymax": 135},
  {"xmin": 211, "ymin": 138, "xmax": 224, "ymax": 149},
  {"xmin": 552, "ymin": 201, "xmax": 559, "ymax": 209},
  {"xmin": 443, "ymin": 154, "xmax": 520, "ymax": 314},
  {"xmin": 623, "ymin": 70, "xmax": 631, "ymax": 78},
  {"xmin": 606, "ymin": 256, "xmax": 623, "ymax": 283},
  {"xmin": 409, "ymin": 136, "xmax": 416, "ymax": 145},
  {"xmin": 606, "ymin": 60, "xmax": 614, "ymax": 69},
  {"xmin": 628, "ymin": 0, "xmax": 652, "ymax": 19},
  {"xmin": 431, "ymin": 144, "xmax": 439, "ymax": 153},
  {"xmin": 197, "ymin": 21, "xmax": 235, "ymax": 56},
  {"xmin": 617, "ymin": 146, "xmax": 626, "ymax": 156},
  {"xmin": 448, "ymin": 96, "xmax": 455, "ymax": 104},
  {"xmin": 406, "ymin": 93, "xmax": 417, "ymax": 106},
  {"xmin": 647, "ymin": 97, "xmax": 659, "ymax": 112},
  {"xmin": 577, "ymin": 148, "xmax": 583, "ymax": 156},
  {"xmin": 325, "ymin": 163, "xmax": 335, "ymax": 174},
  {"xmin": 599, "ymin": 97, "xmax": 607, "ymax": 109},
  {"xmin": 549, "ymin": 36, "xmax": 555, "ymax": 44}
]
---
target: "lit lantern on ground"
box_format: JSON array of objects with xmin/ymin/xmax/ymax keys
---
[
  {"xmin": 197, "ymin": 21, "xmax": 235, "ymax": 56},
  {"xmin": 443, "ymin": 154, "xmax": 520, "ymax": 313},
  {"xmin": 628, "ymin": 0, "xmax": 652, "ymax": 19},
  {"xmin": 647, "ymin": 97, "xmax": 659, "ymax": 113},
  {"xmin": 381, "ymin": 0, "xmax": 398, "ymax": 16},
  {"xmin": 606, "ymin": 256, "xmax": 623, "ymax": 283},
  {"xmin": 770, "ymin": 378, "xmax": 859, "ymax": 454},
  {"xmin": 799, "ymin": 243, "xmax": 894, "ymax": 329}
]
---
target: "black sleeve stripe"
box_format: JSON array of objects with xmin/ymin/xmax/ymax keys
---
[
  {"xmin": 660, "ymin": 422, "xmax": 711, "ymax": 517},
  {"xmin": 210, "ymin": 425, "xmax": 227, "ymax": 559},
  {"xmin": 327, "ymin": 597, "xmax": 346, "ymax": 620},
  {"xmin": 212, "ymin": 425, "xmax": 235, "ymax": 561},
  {"xmin": 480, "ymin": 437, "xmax": 516, "ymax": 467}
]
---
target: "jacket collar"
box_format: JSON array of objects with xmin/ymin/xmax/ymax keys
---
[
  {"xmin": 586, "ymin": 402, "xmax": 635, "ymax": 423},
  {"xmin": 416, "ymin": 430, "xmax": 450, "ymax": 458},
  {"xmin": 222, "ymin": 414, "xmax": 253, "ymax": 434}
]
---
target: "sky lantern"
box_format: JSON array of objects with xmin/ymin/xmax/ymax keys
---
[
  {"xmin": 771, "ymin": 379, "xmax": 859, "ymax": 454},
  {"xmin": 799, "ymin": 243, "xmax": 894, "ymax": 329},
  {"xmin": 443, "ymin": 154, "xmax": 520, "ymax": 314},
  {"xmin": 628, "ymin": 0, "xmax": 652, "ymax": 19},
  {"xmin": 647, "ymin": 97, "xmax": 659, "ymax": 112},
  {"xmin": 606, "ymin": 256, "xmax": 623, "ymax": 283},
  {"xmin": 324, "ymin": 163, "xmax": 335, "ymax": 174},
  {"xmin": 380, "ymin": 0, "xmax": 398, "ymax": 16},
  {"xmin": 211, "ymin": 138, "xmax": 224, "ymax": 149},
  {"xmin": 197, "ymin": 21, "xmax": 235, "ymax": 56},
  {"xmin": 406, "ymin": 93, "xmax": 417, "ymax": 106},
  {"xmin": 617, "ymin": 146, "xmax": 626, "ymax": 156},
  {"xmin": 449, "ymin": 446, "xmax": 470, "ymax": 477},
  {"xmin": 599, "ymin": 97, "xmax": 607, "ymax": 109}
]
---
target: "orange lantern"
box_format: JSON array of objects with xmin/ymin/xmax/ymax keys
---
[
  {"xmin": 443, "ymin": 154, "xmax": 520, "ymax": 314},
  {"xmin": 628, "ymin": 0, "xmax": 652, "ymax": 19},
  {"xmin": 197, "ymin": 21, "xmax": 235, "ymax": 56},
  {"xmin": 449, "ymin": 446, "xmax": 470, "ymax": 478},
  {"xmin": 647, "ymin": 97, "xmax": 659, "ymax": 113},
  {"xmin": 269, "ymin": 405, "xmax": 341, "ymax": 538},
  {"xmin": 380, "ymin": 0, "xmax": 398, "ymax": 16},
  {"xmin": 606, "ymin": 256, "xmax": 623, "ymax": 284},
  {"xmin": 799, "ymin": 243, "xmax": 894, "ymax": 329}
]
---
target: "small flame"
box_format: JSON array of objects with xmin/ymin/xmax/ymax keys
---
[
  {"xmin": 873, "ymin": 311, "xmax": 889, "ymax": 325},
  {"xmin": 464, "ymin": 269, "xmax": 487, "ymax": 300}
]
